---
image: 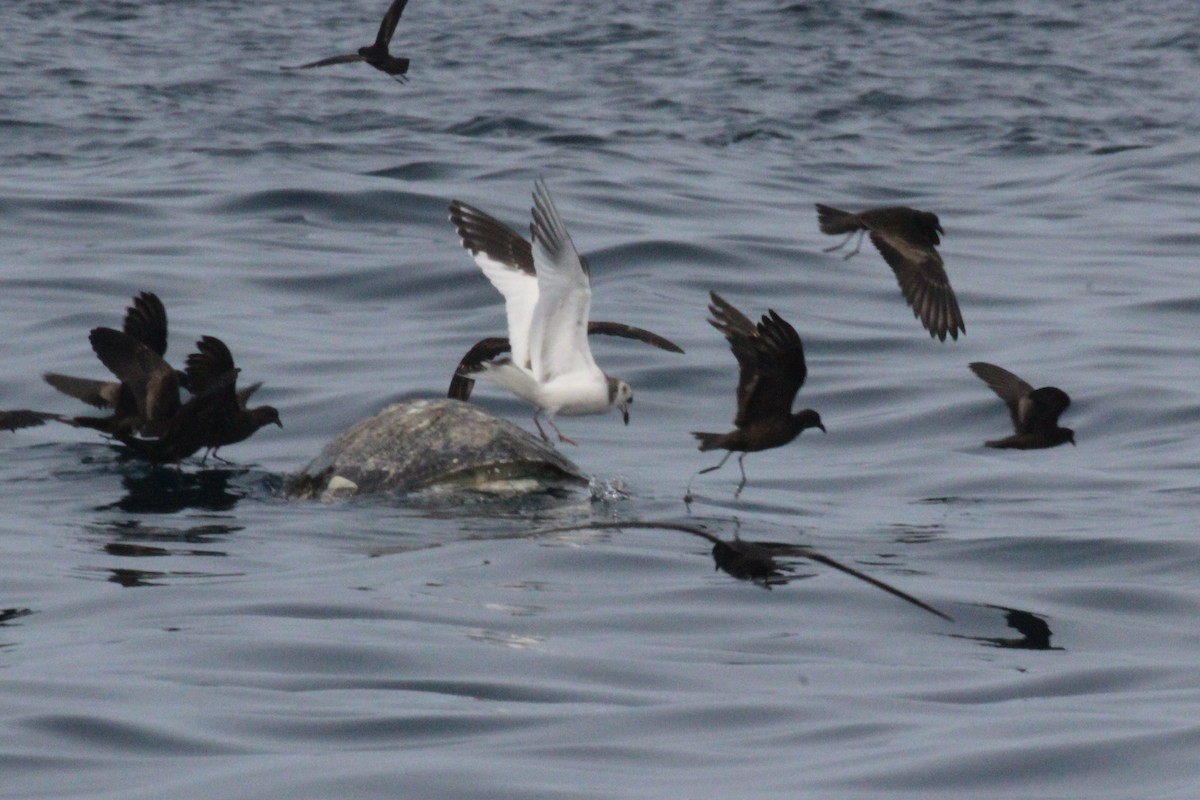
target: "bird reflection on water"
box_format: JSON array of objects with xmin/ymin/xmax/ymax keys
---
[
  {"xmin": 536, "ymin": 519, "xmax": 953, "ymax": 622},
  {"xmin": 951, "ymin": 604, "xmax": 1059, "ymax": 651},
  {"xmin": 101, "ymin": 466, "xmax": 248, "ymax": 515}
]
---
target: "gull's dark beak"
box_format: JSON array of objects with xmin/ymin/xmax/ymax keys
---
[
  {"xmin": 621, "ymin": 403, "xmax": 630, "ymax": 426},
  {"xmin": 818, "ymin": 423, "xmax": 827, "ymax": 433}
]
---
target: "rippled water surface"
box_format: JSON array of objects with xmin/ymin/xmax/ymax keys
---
[{"xmin": 4, "ymin": 0, "xmax": 1200, "ymax": 797}]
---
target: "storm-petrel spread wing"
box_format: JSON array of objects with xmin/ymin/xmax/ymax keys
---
[
  {"xmin": 816, "ymin": 204, "xmax": 965, "ymax": 342},
  {"xmin": 44, "ymin": 291, "xmax": 178, "ymax": 414},
  {"xmin": 690, "ymin": 292, "xmax": 824, "ymax": 498},
  {"xmin": 281, "ymin": 0, "xmax": 412, "ymax": 80},
  {"xmin": 969, "ymin": 361, "xmax": 1074, "ymax": 449},
  {"xmin": 0, "ymin": 410, "xmax": 59, "ymax": 432},
  {"xmin": 87, "ymin": 326, "xmax": 184, "ymax": 438}
]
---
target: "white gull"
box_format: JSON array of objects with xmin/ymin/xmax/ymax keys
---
[{"xmin": 448, "ymin": 179, "xmax": 632, "ymax": 444}]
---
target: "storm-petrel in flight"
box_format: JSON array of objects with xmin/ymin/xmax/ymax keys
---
[
  {"xmin": 690, "ymin": 292, "xmax": 825, "ymax": 498},
  {"xmin": 86, "ymin": 331, "xmax": 276, "ymax": 465},
  {"xmin": 281, "ymin": 0, "xmax": 412, "ymax": 81},
  {"xmin": 816, "ymin": 204, "xmax": 965, "ymax": 342},
  {"xmin": 969, "ymin": 362, "xmax": 1074, "ymax": 449},
  {"xmin": 448, "ymin": 180, "xmax": 634, "ymax": 445}
]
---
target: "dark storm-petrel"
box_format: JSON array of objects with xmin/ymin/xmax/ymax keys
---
[
  {"xmin": 690, "ymin": 292, "xmax": 825, "ymax": 498},
  {"xmin": 43, "ymin": 291, "xmax": 185, "ymax": 437},
  {"xmin": 281, "ymin": 0, "xmax": 412, "ymax": 81},
  {"xmin": 969, "ymin": 361, "xmax": 1075, "ymax": 449},
  {"xmin": 114, "ymin": 369, "xmax": 242, "ymax": 466},
  {"xmin": 184, "ymin": 335, "xmax": 282, "ymax": 462},
  {"xmin": 88, "ymin": 326, "xmax": 185, "ymax": 439},
  {"xmin": 86, "ymin": 331, "xmax": 277, "ymax": 465},
  {"xmin": 816, "ymin": 204, "xmax": 965, "ymax": 342}
]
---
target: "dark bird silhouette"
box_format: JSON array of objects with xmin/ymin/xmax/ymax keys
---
[
  {"xmin": 536, "ymin": 520, "xmax": 952, "ymax": 621},
  {"xmin": 982, "ymin": 605, "xmax": 1055, "ymax": 650},
  {"xmin": 114, "ymin": 368, "xmax": 242, "ymax": 466},
  {"xmin": 815, "ymin": 204, "xmax": 965, "ymax": 342},
  {"xmin": 447, "ymin": 198, "xmax": 684, "ymax": 402},
  {"xmin": 184, "ymin": 336, "xmax": 282, "ymax": 463},
  {"xmin": 44, "ymin": 292, "xmax": 185, "ymax": 436},
  {"xmin": 0, "ymin": 409, "xmax": 58, "ymax": 432},
  {"xmin": 950, "ymin": 605, "xmax": 1058, "ymax": 650},
  {"xmin": 709, "ymin": 538, "xmax": 796, "ymax": 587},
  {"xmin": 969, "ymin": 362, "xmax": 1074, "ymax": 449},
  {"xmin": 281, "ymin": 0, "xmax": 412, "ymax": 81},
  {"xmin": 88, "ymin": 326, "xmax": 184, "ymax": 438},
  {"xmin": 87, "ymin": 332, "xmax": 277, "ymax": 466},
  {"xmin": 690, "ymin": 293, "xmax": 824, "ymax": 498}
]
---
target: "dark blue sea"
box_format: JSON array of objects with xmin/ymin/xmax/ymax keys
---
[{"xmin": 4, "ymin": 0, "xmax": 1200, "ymax": 796}]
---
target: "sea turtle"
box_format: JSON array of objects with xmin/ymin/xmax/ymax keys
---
[{"xmin": 288, "ymin": 399, "xmax": 586, "ymax": 499}]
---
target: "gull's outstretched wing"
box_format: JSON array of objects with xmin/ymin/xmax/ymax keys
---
[
  {"xmin": 528, "ymin": 179, "xmax": 598, "ymax": 384},
  {"xmin": 449, "ymin": 200, "xmax": 539, "ymax": 370}
]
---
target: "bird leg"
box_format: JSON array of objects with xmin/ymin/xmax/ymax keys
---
[
  {"xmin": 532, "ymin": 413, "xmax": 551, "ymax": 442},
  {"xmin": 545, "ymin": 416, "xmax": 577, "ymax": 446},
  {"xmin": 822, "ymin": 229, "xmax": 866, "ymax": 260},
  {"xmin": 822, "ymin": 230, "xmax": 856, "ymax": 253},
  {"xmin": 532, "ymin": 413, "xmax": 577, "ymax": 445},
  {"xmin": 685, "ymin": 451, "xmax": 733, "ymax": 503},
  {"xmin": 733, "ymin": 454, "xmax": 749, "ymax": 498},
  {"xmin": 842, "ymin": 229, "xmax": 867, "ymax": 260},
  {"xmin": 698, "ymin": 450, "xmax": 733, "ymax": 476}
]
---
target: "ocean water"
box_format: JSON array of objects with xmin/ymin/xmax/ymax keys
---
[{"xmin": 3, "ymin": 0, "xmax": 1200, "ymax": 796}]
